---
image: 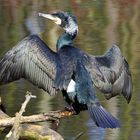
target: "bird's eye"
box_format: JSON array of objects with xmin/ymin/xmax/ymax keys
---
[{"xmin": 59, "ymin": 18, "xmax": 67, "ymax": 27}]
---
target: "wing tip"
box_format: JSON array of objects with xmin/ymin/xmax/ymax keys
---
[{"xmin": 123, "ymin": 66, "xmax": 133, "ymax": 104}]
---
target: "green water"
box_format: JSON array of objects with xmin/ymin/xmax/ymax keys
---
[{"xmin": 0, "ymin": 1, "xmax": 140, "ymax": 140}]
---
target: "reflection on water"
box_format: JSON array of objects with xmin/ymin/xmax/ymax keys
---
[
  {"xmin": 87, "ymin": 119, "xmax": 106, "ymax": 140},
  {"xmin": 0, "ymin": 0, "xmax": 140, "ymax": 140}
]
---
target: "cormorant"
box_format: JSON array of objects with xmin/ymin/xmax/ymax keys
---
[{"xmin": 0, "ymin": 11, "xmax": 132, "ymax": 128}]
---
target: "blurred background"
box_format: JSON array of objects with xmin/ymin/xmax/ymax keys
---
[{"xmin": 0, "ymin": 0, "xmax": 140, "ymax": 140}]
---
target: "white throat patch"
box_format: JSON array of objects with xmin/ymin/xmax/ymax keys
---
[
  {"xmin": 65, "ymin": 17, "xmax": 78, "ymax": 36},
  {"xmin": 67, "ymin": 79, "xmax": 76, "ymax": 93}
]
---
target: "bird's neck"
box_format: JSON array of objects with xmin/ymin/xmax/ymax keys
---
[{"xmin": 56, "ymin": 31, "xmax": 77, "ymax": 51}]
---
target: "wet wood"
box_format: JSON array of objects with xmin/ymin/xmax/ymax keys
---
[
  {"xmin": 20, "ymin": 124, "xmax": 64, "ymax": 140},
  {"xmin": 5, "ymin": 91, "xmax": 36, "ymax": 140},
  {"xmin": 0, "ymin": 110, "xmax": 74, "ymax": 127},
  {"xmin": 0, "ymin": 92, "xmax": 74, "ymax": 140}
]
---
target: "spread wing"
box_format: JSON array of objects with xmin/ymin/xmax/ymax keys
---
[
  {"xmin": 85, "ymin": 45, "xmax": 132, "ymax": 103},
  {"xmin": 0, "ymin": 35, "xmax": 57, "ymax": 95}
]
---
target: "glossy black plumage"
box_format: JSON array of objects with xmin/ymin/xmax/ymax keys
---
[
  {"xmin": 0, "ymin": 11, "xmax": 132, "ymax": 128},
  {"xmin": 0, "ymin": 35, "xmax": 57, "ymax": 95},
  {"xmin": 87, "ymin": 45, "xmax": 132, "ymax": 103}
]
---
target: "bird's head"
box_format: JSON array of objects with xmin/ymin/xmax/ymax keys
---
[{"xmin": 39, "ymin": 11, "xmax": 78, "ymax": 36}]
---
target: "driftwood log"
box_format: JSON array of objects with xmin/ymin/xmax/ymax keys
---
[{"xmin": 0, "ymin": 91, "xmax": 74, "ymax": 140}]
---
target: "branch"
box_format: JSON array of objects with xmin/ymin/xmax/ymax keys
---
[
  {"xmin": 0, "ymin": 91, "xmax": 74, "ymax": 140},
  {"xmin": 73, "ymin": 132, "xmax": 84, "ymax": 140},
  {"xmin": 19, "ymin": 91, "xmax": 36, "ymax": 115},
  {"xmin": 5, "ymin": 91, "xmax": 36, "ymax": 140},
  {"xmin": 0, "ymin": 92, "xmax": 74, "ymax": 140},
  {"xmin": 0, "ymin": 110, "xmax": 74, "ymax": 127}
]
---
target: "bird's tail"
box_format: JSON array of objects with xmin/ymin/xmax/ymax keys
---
[{"xmin": 88, "ymin": 104, "xmax": 120, "ymax": 128}]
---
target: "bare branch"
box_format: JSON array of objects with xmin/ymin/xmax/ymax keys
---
[
  {"xmin": 0, "ymin": 92, "xmax": 74, "ymax": 140},
  {"xmin": 0, "ymin": 110, "xmax": 74, "ymax": 127},
  {"xmin": 19, "ymin": 91, "xmax": 36, "ymax": 115},
  {"xmin": 5, "ymin": 91, "xmax": 36, "ymax": 140},
  {"xmin": 73, "ymin": 132, "xmax": 84, "ymax": 140}
]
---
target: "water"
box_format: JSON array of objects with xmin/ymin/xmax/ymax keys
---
[{"xmin": 0, "ymin": 0, "xmax": 140, "ymax": 140}]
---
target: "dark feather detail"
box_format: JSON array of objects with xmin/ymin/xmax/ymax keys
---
[
  {"xmin": 86, "ymin": 45, "xmax": 132, "ymax": 103},
  {"xmin": 54, "ymin": 46, "xmax": 77, "ymax": 90},
  {"xmin": 0, "ymin": 35, "xmax": 57, "ymax": 95},
  {"xmin": 88, "ymin": 104, "xmax": 120, "ymax": 128}
]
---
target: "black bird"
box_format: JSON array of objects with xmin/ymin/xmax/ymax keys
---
[{"xmin": 0, "ymin": 11, "xmax": 132, "ymax": 128}]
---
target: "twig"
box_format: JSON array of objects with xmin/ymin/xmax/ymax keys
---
[
  {"xmin": 19, "ymin": 91, "xmax": 36, "ymax": 115},
  {"xmin": 5, "ymin": 91, "xmax": 36, "ymax": 140},
  {"xmin": 73, "ymin": 132, "xmax": 84, "ymax": 140}
]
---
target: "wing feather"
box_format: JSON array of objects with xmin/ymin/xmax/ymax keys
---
[
  {"xmin": 85, "ymin": 45, "xmax": 132, "ymax": 103},
  {"xmin": 0, "ymin": 35, "xmax": 57, "ymax": 95}
]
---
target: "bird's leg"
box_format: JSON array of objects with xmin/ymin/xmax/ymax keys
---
[
  {"xmin": 50, "ymin": 107, "xmax": 75, "ymax": 130},
  {"xmin": 53, "ymin": 105, "xmax": 76, "ymax": 118},
  {"xmin": 59, "ymin": 109, "xmax": 75, "ymax": 117},
  {"xmin": 62, "ymin": 103, "xmax": 77, "ymax": 115},
  {"xmin": 52, "ymin": 99, "xmax": 77, "ymax": 117}
]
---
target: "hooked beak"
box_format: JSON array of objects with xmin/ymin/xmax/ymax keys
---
[{"xmin": 38, "ymin": 12, "xmax": 62, "ymax": 25}]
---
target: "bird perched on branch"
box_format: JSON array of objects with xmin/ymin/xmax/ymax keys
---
[{"xmin": 0, "ymin": 11, "xmax": 132, "ymax": 128}]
